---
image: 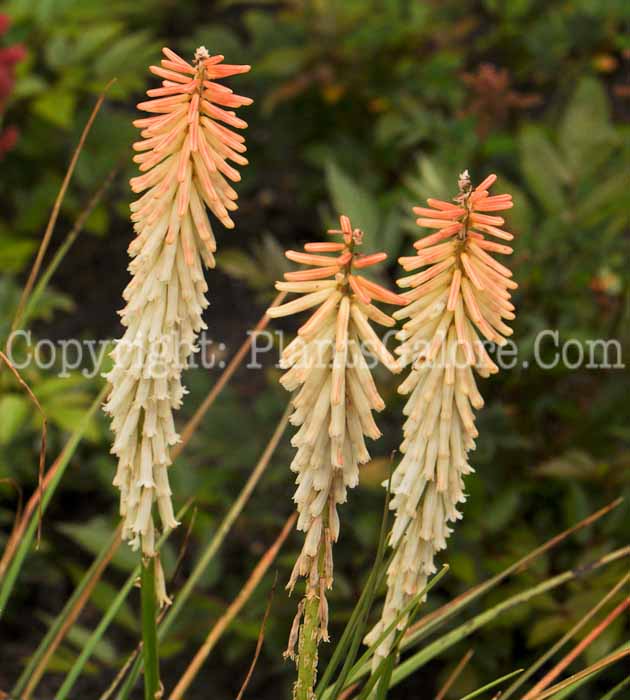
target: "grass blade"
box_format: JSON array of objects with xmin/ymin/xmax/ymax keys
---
[
  {"xmin": 235, "ymin": 572, "xmax": 278, "ymax": 700},
  {"xmin": 375, "ymin": 654, "xmax": 395, "ymax": 700},
  {"xmin": 600, "ymin": 676, "xmax": 630, "ymax": 700},
  {"xmin": 0, "ymin": 351, "xmax": 47, "ymax": 548},
  {"xmin": 456, "ymin": 668, "xmax": 523, "ymax": 700},
  {"xmin": 354, "ymin": 575, "xmax": 432, "ymax": 700}
]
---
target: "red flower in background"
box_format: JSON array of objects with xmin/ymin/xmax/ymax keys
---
[{"xmin": 0, "ymin": 14, "xmax": 26, "ymax": 158}]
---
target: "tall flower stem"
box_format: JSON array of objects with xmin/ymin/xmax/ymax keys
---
[{"xmin": 141, "ymin": 556, "xmax": 160, "ymax": 700}]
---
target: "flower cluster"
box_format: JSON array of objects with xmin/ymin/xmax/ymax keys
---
[
  {"xmin": 267, "ymin": 215, "xmax": 406, "ymax": 643},
  {"xmin": 0, "ymin": 14, "xmax": 26, "ymax": 157},
  {"xmin": 104, "ymin": 47, "xmax": 251, "ymax": 601},
  {"xmin": 366, "ymin": 172, "xmax": 516, "ymax": 659}
]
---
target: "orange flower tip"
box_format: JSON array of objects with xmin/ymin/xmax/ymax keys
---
[
  {"xmin": 353, "ymin": 252, "xmax": 387, "ymax": 269},
  {"xmin": 304, "ymin": 242, "xmax": 346, "ymax": 252},
  {"xmin": 475, "ymin": 173, "xmax": 497, "ymax": 191},
  {"xmin": 390, "ymin": 293, "xmax": 409, "ymax": 307},
  {"xmin": 207, "ymin": 54, "xmax": 224, "ymax": 65}
]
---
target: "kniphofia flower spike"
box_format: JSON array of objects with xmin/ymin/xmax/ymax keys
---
[
  {"xmin": 366, "ymin": 172, "xmax": 517, "ymax": 660},
  {"xmin": 104, "ymin": 48, "xmax": 251, "ymax": 604},
  {"xmin": 267, "ymin": 215, "xmax": 406, "ymax": 647}
]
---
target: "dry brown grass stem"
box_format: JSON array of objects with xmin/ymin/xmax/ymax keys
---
[
  {"xmin": 435, "ymin": 649, "xmax": 475, "ymax": 700},
  {"xmin": 236, "ymin": 572, "xmax": 278, "ymax": 700}
]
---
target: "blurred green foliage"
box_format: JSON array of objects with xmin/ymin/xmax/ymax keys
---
[{"xmin": 0, "ymin": 0, "xmax": 628, "ymax": 698}]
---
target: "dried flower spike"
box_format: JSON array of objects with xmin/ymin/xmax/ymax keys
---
[
  {"xmin": 267, "ymin": 215, "xmax": 405, "ymax": 662},
  {"xmin": 103, "ymin": 48, "xmax": 251, "ymax": 604},
  {"xmin": 366, "ymin": 173, "xmax": 517, "ymax": 660}
]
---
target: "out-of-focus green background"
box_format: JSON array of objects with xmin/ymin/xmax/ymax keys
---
[{"xmin": 1, "ymin": 1, "xmax": 628, "ymax": 698}]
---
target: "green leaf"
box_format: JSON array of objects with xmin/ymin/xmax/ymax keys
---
[
  {"xmin": 0, "ymin": 394, "xmax": 30, "ymax": 445},
  {"xmin": 0, "ymin": 233, "xmax": 38, "ymax": 273},
  {"xmin": 518, "ymin": 125, "xmax": 568, "ymax": 212},
  {"xmin": 58, "ymin": 517, "xmax": 138, "ymax": 574},
  {"xmin": 534, "ymin": 449, "xmax": 601, "ymax": 480},
  {"xmin": 256, "ymin": 46, "xmax": 306, "ymax": 77},
  {"xmin": 39, "ymin": 614, "xmax": 118, "ymax": 665},
  {"xmin": 218, "ymin": 249, "xmax": 272, "ymax": 290},
  {"xmin": 41, "ymin": 404, "xmax": 100, "ymax": 441},
  {"xmin": 66, "ymin": 565, "xmax": 137, "ymax": 633},
  {"xmin": 93, "ymin": 32, "xmax": 154, "ymax": 77},
  {"xmin": 559, "ymin": 77, "xmax": 617, "ymax": 174},
  {"xmin": 32, "ymin": 89, "xmax": 77, "ymax": 129},
  {"xmin": 11, "ymin": 74, "xmax": 48, "ymax": 100},
  {"xmin": 484, "ymin": 488, "xmax": 520, "ymax": 534},
  {"xmin": 325, "ymin": 160, "xmax": 380, "ymax": 251},
  {"xmin": 575, "ymin": 174, "xmax": 628, "ymax": 224}
]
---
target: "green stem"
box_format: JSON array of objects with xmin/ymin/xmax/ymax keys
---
[
  {"xmin": 296, "ymin": 587, "xmax": 321, "ymax": 700},
  {"xmin": 295, "ymin": 507, "xmax": 329, "ymax": 700},
  {"xmin": 141, "ymin": 557, "xmax": 159, "ymax": 700}
]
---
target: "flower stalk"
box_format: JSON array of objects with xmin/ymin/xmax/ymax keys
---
[{"xmin": 140, "ymin": 556, "xmax": 160, "ymax": 700}]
